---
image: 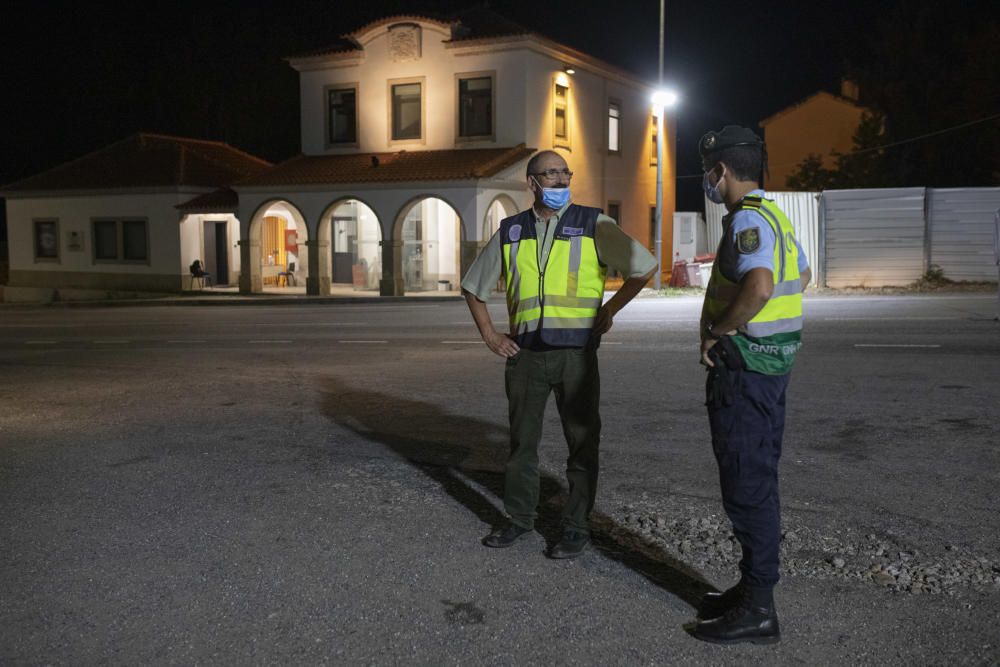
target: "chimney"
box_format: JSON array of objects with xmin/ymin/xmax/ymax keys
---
[{"xmin": 841, "ymin": 78, "xmax": 859, "ymax": 101}]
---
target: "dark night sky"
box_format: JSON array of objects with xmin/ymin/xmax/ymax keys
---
[{"xmin": 1, "ymin": 0, "xmax": 996, "ymax": 211}]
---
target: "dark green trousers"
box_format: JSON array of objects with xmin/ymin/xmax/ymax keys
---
[{"xmin": 503, "ymin": 345, "xmax": 601, "ymax": 534}]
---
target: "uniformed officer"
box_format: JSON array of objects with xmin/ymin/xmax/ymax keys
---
[
  {"xmin": 462, "ymin": 150, "xmax": 656, "ymax": 559},
  {"xmin": 690, "ymin": 126, "xmax": 811, "ymax": 645}
]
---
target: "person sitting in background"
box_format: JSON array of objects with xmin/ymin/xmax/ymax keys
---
[
  {"xmin": 189, "ymin": 259, "xmax": 214, "ymax": 287},
  {"xmin": 278, "ymin": 261, "xmax": 297, "ymax": 287}
]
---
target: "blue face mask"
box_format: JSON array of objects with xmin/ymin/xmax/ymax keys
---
[
  {"xmin": 702, "ymin": 169, "xmax": 725, "ymax": 205},
  {"xmin": 533, "ymin": 177, "xmax": 572, "ymax": 209}
]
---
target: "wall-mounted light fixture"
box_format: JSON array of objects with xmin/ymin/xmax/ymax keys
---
[{"xmin": 563, "ymin": 66, "xmax": 576, "ymax": 75}]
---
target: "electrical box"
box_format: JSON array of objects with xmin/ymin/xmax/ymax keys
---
[{"xmin": 672, "ymin": 211, "xmax": 708, "ymax": 262}]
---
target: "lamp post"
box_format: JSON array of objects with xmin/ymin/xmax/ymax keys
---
[
  {"xmin": 652, "ymin": 87, "xmax": 679, "ymax": 291},
  {"xmin": 651, "ymin": 0, "xmax": 679, "ymax": 290}
]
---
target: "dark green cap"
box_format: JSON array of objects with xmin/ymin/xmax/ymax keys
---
[{"xmin": 698, "ymin": 125, "xmax": 764, "ymax": 157}]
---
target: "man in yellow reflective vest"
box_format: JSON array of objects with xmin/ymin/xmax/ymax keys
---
[
  {"xmin": 462, "ymin": 150, "xmax": 655, "ymax": 559},
  {"xmin": 690, "ymin": 126, "xmax": 811, "ymax": 645}
]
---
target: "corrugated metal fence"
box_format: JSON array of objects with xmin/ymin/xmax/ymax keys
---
[
  {"xmin": 928, "ymin": 188, "xmax": 1000, "ymax": 282},
  {"xmin": 822, "ymin": 187, "xmax": 927, "ymax": 287},
  {"xmin": 705, "ymin": 187, "xmax": 1000, "ymax": 287}
]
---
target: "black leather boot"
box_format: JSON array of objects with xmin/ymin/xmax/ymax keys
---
[
  {"xmin": 482, "ymin": 523, "xmax": 532, "ymax": 548},
  {"xmin": 697, "ymin": 579, "xmax": 747, "ymax": 620},
  {"xmin": 691, "ymin": 585, "xmax": 780, "ymax": 645}
]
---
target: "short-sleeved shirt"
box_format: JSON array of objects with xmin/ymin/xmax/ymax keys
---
[
  {"xmin": 725, "ymin": 189, "xmax": 810, "ymax": 282},
  {"xmin": 461, "ymin": 202, "xmax": 657, "ymax": 301}
]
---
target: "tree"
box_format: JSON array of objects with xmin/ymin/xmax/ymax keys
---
[{"xmin": 786, "ymin": 111, "xmax": 888, "ymax": 190}]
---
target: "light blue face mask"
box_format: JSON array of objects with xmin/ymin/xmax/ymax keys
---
[
  {"xmin": 703, "ymin": 168, "xmax": 725, "ymax": 205},
  {"xmin": 533, "ymin": 177, "xmax": 572, "ymax": 209}
]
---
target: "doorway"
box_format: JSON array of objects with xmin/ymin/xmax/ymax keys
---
[
  {"xmin": 213, "ymin": 222, "xmax": 228, "ymax": 285},
  {"xmin": 204, "ymin": 220, "xmax": 229, "ymax": 286}
]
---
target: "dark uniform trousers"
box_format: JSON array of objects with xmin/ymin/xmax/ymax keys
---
[
  {"xmin": 707, "ymin": 365, "xmax": 790, "ymax": 588},
  {"xmin": 503, "ymin": 344, "xmax": 601, "ymax": 534}
]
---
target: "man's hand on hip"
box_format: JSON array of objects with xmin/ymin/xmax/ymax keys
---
[
  {"xmin": 593, "ymin": 304, "xmax": 615, "ymax": 335},
  {"xmin": 484, "ymin": 330, "xmax": 520, "ymax": 358},
  {"xmin": 700, "ymin": 336, "xmax": 719, "ymax": 367}
]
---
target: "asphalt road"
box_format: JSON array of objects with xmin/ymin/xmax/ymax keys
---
[{"xmin": 1, "ymin": 293, "xmax": 998, "ymax": 665}]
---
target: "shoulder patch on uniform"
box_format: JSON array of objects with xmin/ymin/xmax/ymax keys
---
[
  {"xmin": 742, "ymin": 197, "xmax": 762, "ymax": 208},
  {"xmin": 737, "ymin": 227, "xmax": 761, "ymax": 254},
  {"xmin": 508, "ymin": 224, "xmax": 522, "ymax": 241}
]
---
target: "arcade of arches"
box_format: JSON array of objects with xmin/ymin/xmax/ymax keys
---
[{"xmin": 242, "ymin": 194, "xmax": 521, "ymax": 295}]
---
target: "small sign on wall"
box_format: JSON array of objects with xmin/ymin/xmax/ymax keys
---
[{"xmin": 67, "ymin": 230, "xmax": 83, "ymax": 251}]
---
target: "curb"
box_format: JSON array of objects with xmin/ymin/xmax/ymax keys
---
[{"xmin": 0, "ymin": 294, "xmax": 466, "ymax": 310}]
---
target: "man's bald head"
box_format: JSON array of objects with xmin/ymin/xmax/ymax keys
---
[{"xmin": 526, "ymin": 150, "xmax": 567, "ymax": 178}]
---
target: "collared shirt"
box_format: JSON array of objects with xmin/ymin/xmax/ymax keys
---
[
  {"xmin": 726, "ymin": 189, "xmax": 810, "ymax": 281},
  {"xmin": 461, "ymin": 202, "xmax": 657, "ymax": 301}
]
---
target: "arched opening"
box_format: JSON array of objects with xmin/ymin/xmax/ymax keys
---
[
  {"xmin": 247, "ymin": 200, "xmax": 308, "ymax": 293},
  {"xmin": 395, "ymin": 196, "xmax": 463, "ymax": 294},
  {"xmin": 482, "ymin": 194, "xmax": 519, "ymax": 240},
  {"xmin": 320, "ymin": 198, "xmax": 383, "ymax": 293}
]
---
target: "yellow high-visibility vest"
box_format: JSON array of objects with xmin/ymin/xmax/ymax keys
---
[
  {"xmin": 500, "ymin": 204, "xmax": 607, "ymax": 347},
  {"xmin": 704, "ymin": 195, "xmax": 803, "ymax": 374}
]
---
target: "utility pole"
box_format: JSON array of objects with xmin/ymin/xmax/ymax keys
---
[{"xmin": 653, "ymin": 0, "xmax": 665, "ymax": 289}]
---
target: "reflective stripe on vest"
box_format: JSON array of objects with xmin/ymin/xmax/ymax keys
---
[
  {"xmin": 704, "ymin": 196, "xmax": 803, "ymax": 373},
  {"xmin": 500, "ymin": 205, "xmax": 606, "ymax": 346}
]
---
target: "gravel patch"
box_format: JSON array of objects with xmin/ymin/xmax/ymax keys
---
[{"xmin": 609, "ymin": 497, "xmax": 1000, "ymax": 596}]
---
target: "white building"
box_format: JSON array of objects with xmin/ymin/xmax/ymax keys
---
[
  {"xmin": 1, "ymin": 134, "xmax": 270, "ymax": 300},
  {"xmin": 2, "ymin": 8, "xmax": 677, "ymax": 299}
]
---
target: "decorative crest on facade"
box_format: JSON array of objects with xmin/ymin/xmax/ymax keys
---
[{"xmin": 388, "ymin": 24, "xmax": 421, "ymax": 62}]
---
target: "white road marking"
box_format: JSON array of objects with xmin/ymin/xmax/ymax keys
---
[
  {"xmin": 254, "ymin": 322, "xmax": 366, "ymax": 327},
  {"xmin": 602, "ymin": 341, "xmax": 623, "ymax": 345},
  {"xmin": 338, "ymin": 340, "xmax": 388, "ymax": 344},
  {"xmin": 167, "ymin": 340, "xmax": 207, "ymax": 344},
  {"xmin": 440, "ymin": 340, "xmax": 481, "ymax": 344},
  {"xmin": 25, "ymin": 340, "xmax": 57, "ymax": 345},
  {"xmin": 248, "ymin": 340, "xmax": 293, "ymax": 344},
  {"xmin": 826, "ymin": 317, "xmax": 959, "ymax": 321},
  {"xmin": 853, "ymin": 344, "xmax": 942, "ymax": 348}
]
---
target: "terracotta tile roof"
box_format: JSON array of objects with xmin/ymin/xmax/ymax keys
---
[
  {"xmin": 175, "ymin": 187, "xmax": 238, "ymax": 213},
  {"xmin": 2, "ymin": 133, "xmax": 272, "ymax": 193},
  {"xmin": 237, "ymin": 145, "xmax": 534, "ymax": 187}
]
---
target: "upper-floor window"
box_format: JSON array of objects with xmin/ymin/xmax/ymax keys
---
[
  {"xmin": 390, "ymin": 79, "xmax": 423, "ymax": 142},
  {"xmin": 554, "ymin": 82, "xmax": 569, "ymax": 145},
  {"xmin": 33, "ymin": 219, "xmax": 59, "ymax": 262},
  {"xmin": 608, "ymin": 101, "xmax": 621, "ymax": 153},
  {"xmin": 457, "ymin": 73, "xmax": 494, "ymax": 139},
  {"xmin": 327, "ymin": 85, "xmax": 358, "ymax": 146},
  {"xmin": 93, "ymin": 218, "xmax": 148, "ymax": 264}
]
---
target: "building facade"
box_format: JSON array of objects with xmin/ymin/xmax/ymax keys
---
[
  {"xmin": 2, "ymin": 9, "xmax": 676, "ymax": 299},
  {"xmin": 1, "ymin": 134, "xmax": 270, "ymax": 300},
  {"xmin": 234, "ymin": 10, "xmax": 676, "ymax": 296}
]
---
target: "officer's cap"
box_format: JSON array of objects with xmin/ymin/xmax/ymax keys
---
[{"xmin": 698, "ymin": 125, "xmax": 764, "ymax": 158}]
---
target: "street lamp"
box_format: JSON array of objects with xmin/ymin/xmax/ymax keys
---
[{"xmin": 652, "ymin": 87, "xmax": 679, "ymax": 290}]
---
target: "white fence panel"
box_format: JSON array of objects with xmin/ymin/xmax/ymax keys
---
[
  {"xmin": 822, "ymin": 187, "xmax": 926, "ymax": 287},
  {"xmin": 928, "ymin": 187, "xmax": 1000, "ymax": 282},
  {"xmin": 705, "ymin": 191, "xmax": 820, "ymax": 286}
]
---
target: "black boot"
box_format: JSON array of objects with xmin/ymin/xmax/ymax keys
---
[
  {"xmin": 691, "ymin": 585, "xmax": 780, "ymax": 645},
  {"xmin": 697, "ymin": 579, "xmax": 747, "ymax": 620}
]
